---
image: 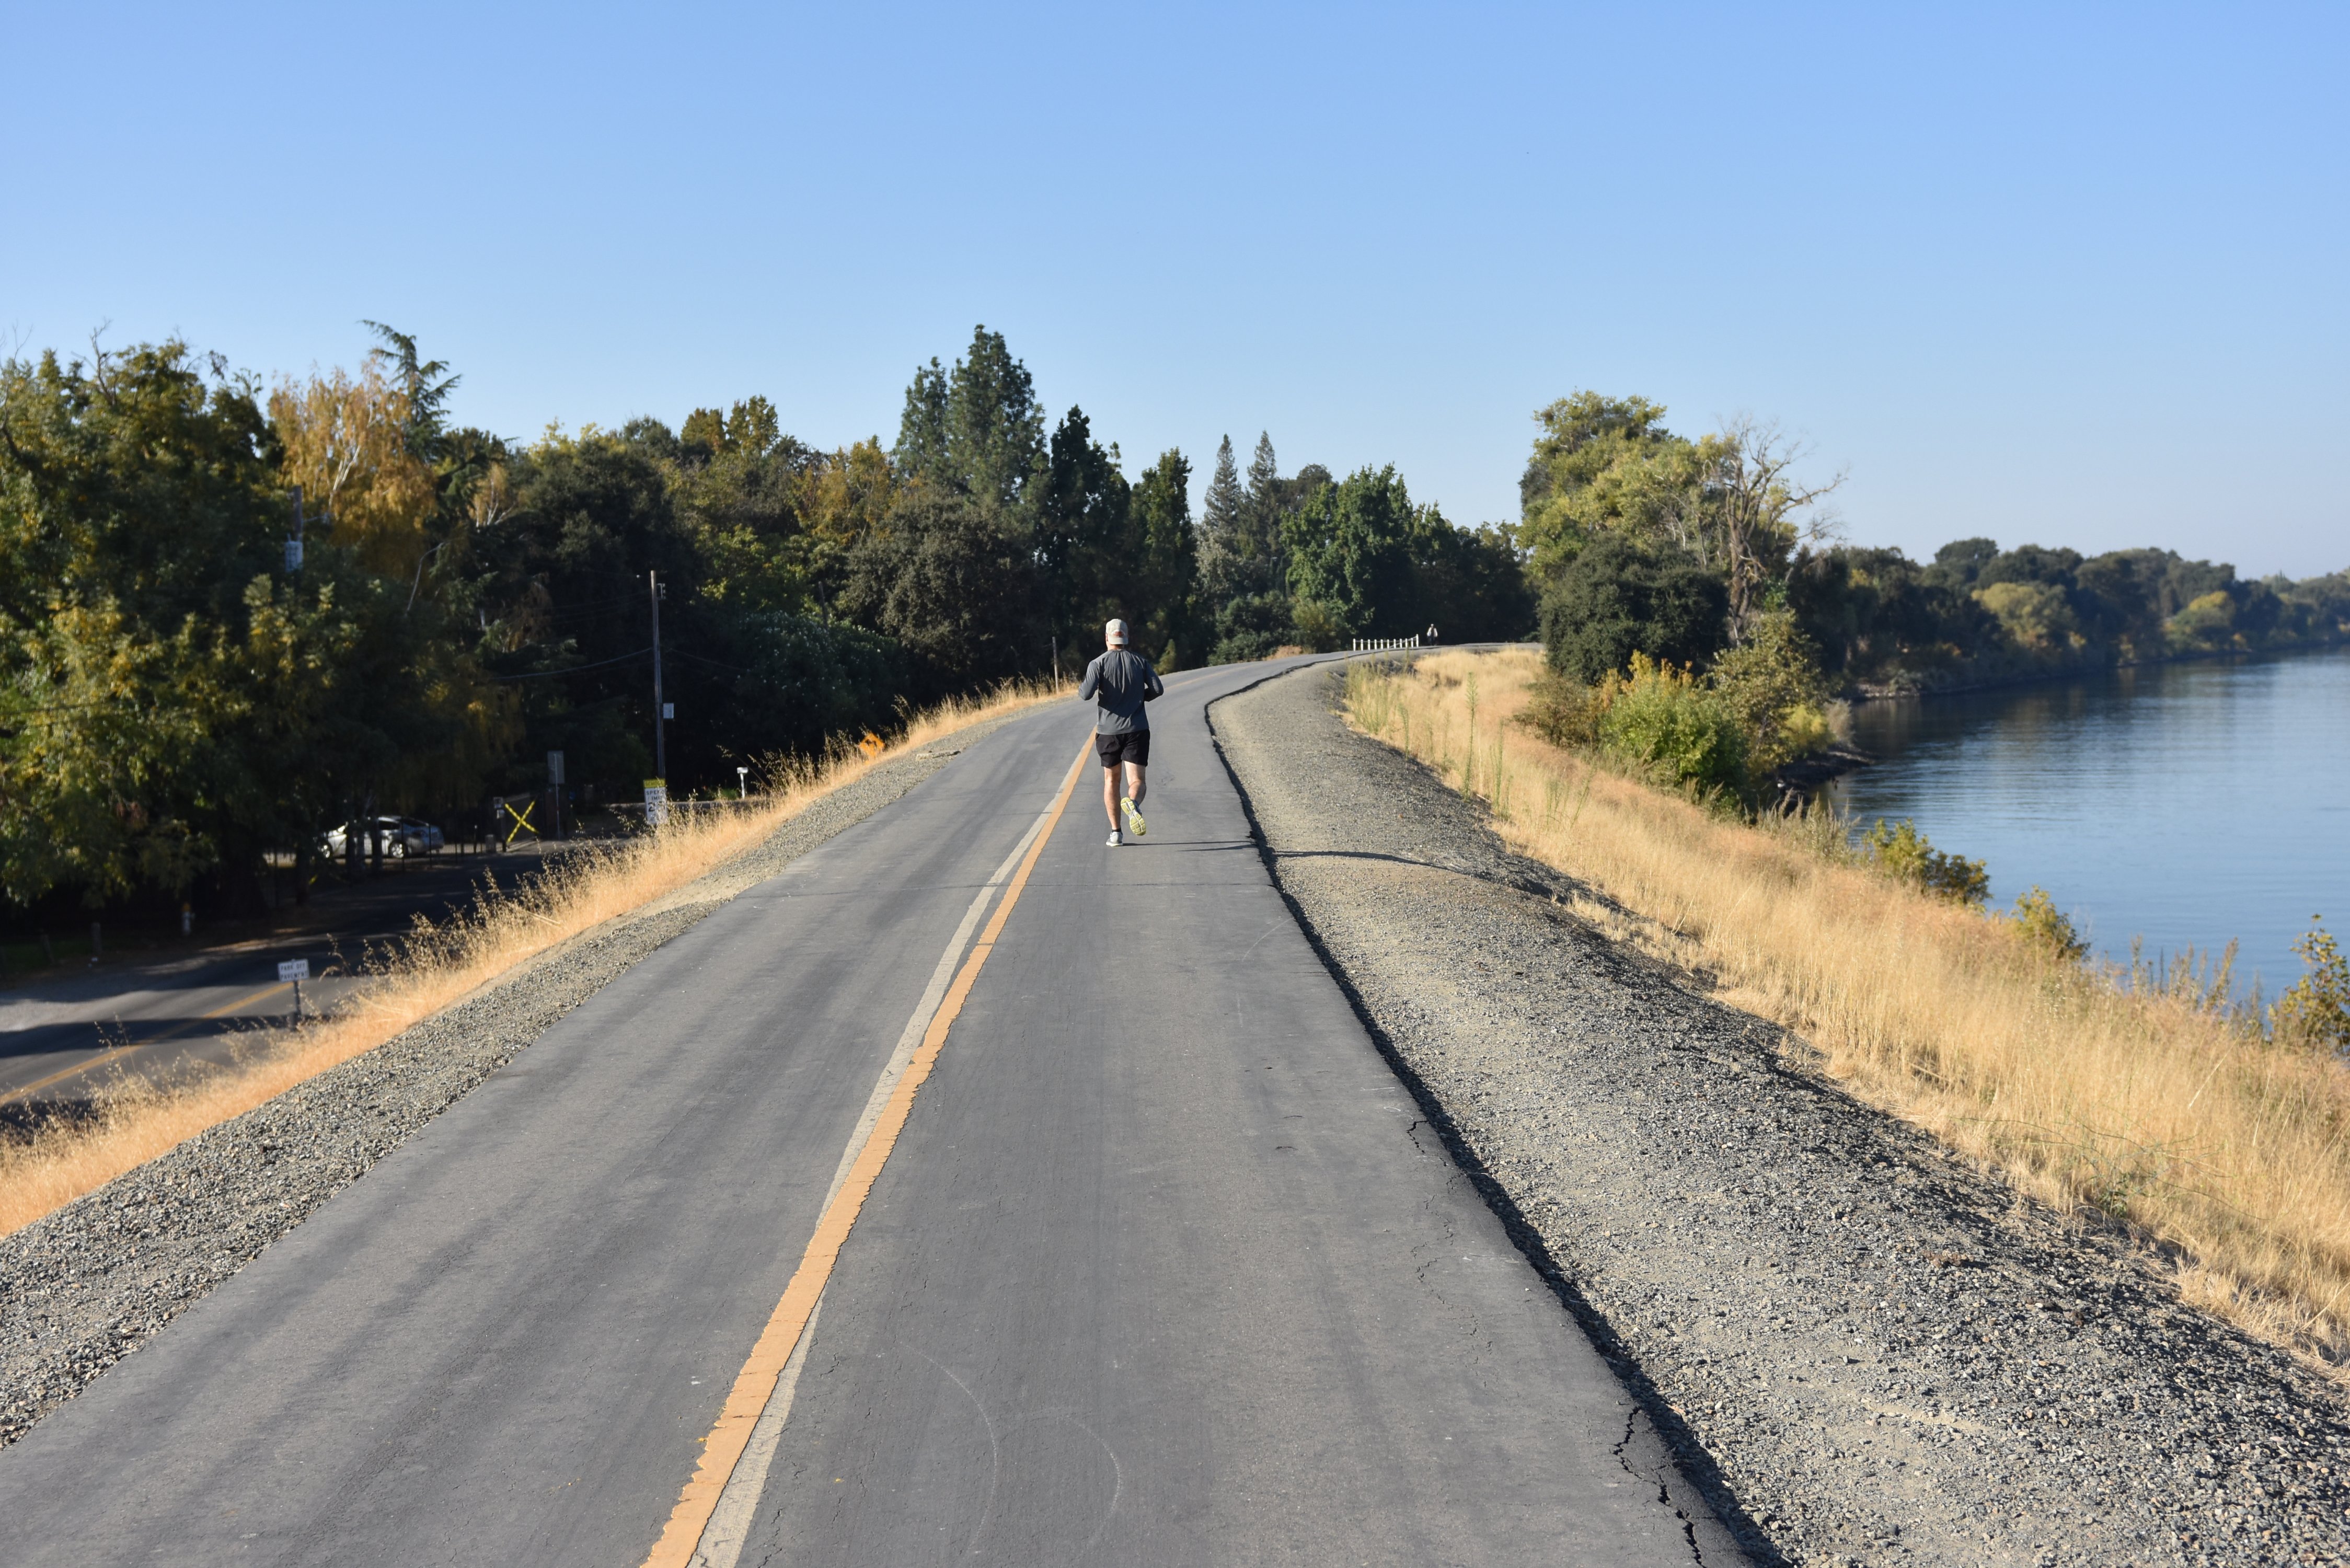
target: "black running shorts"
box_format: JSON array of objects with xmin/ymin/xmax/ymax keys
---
[{"xmin": 1096, "ymin": 730, "xmax": 1150, "ymax": 768}]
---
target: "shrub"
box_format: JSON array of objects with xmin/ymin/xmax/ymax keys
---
[
  {"xmin": 2007, "ymin": 885, "xmax": 2089, "ymax": 963},
  {"xmin": 1709, "ymin": 610, "xmax": 1834, "ymax": 779},
  {"xmin": 1595, "ymin": 655, "xmax": 1746, "ymax": 798},
  {"xmin": 1290, "ymin": 598, "xmax": 1348, "ymax": 652},
  {"xmin": 1861, "ymin": 817, "xmax": 1989, "ymax": 906},
  {"xmin": 1209, "ymin": 592, "xmax": 1295, "ymax": 664},
  {"xmin": 2271, "ymin": 918, "xmax": 2350, "ymax": 1050},
  {"xmin": 1516, "ymin": 670, "xmax": 1605, "ymax": 746}
]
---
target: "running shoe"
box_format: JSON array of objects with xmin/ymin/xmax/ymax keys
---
[
  {"xmin": 1105, "ymin": 829, "xmax": 1121, "ymax": 847},
  {"xmin": 1121, "ymin": 797, "xmax": 1146, "ymax": 837}
]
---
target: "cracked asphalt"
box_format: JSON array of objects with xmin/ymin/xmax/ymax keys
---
[
  {"xmin": 0, "ymin": 657, "xmax": 1730, "ymax": 1566},
  {"xmin": 1214, "ymin": 660, "xmax": 2350, "ymax": 1568}
]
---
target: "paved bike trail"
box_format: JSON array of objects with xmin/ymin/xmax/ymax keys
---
[{"xmin": 0, "ymin": 657, "xmax": 1721, "ymax": 1566}]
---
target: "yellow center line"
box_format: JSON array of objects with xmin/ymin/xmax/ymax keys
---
[
  {"xmin": 640, "ymin": 739, "xmax": 1090, "ymax": 1568},
  {"xmin": 0, "ymin": 978, "xmax": 293, "ymax": 1107}
]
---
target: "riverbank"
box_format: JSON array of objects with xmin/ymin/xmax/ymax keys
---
[
  {"xmin": 1216, "ymin": 660, "xmax": 2350, "ymax": 1567},
  {"xmin": 1845, "ymin": 633, "xmax": 2349, "ymax": 701},
  {"xmin": 1342, "ymin": 647, "xmax": 2350, "ymax": 1373}
]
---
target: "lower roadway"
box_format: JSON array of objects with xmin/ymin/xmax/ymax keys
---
[{"xmin": 0, "ymin": 656, "xmax": 1721, "ymax": 1566}]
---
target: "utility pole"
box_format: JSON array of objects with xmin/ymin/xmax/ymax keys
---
[{"xmin": 648, "ymin": 569, "xmax": 667, "ymax": 783}]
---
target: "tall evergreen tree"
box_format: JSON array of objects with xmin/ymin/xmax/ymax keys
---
[
  {"xmin": 1202, "ymin": 435, "xmax": 1242, "ymax": 537},
  {"xmin": 1245, "ymin": 432, "xmax": 1278, "ymax": 522},
  {"xmin": 947, "ymin": 326, "xmax": 1044, "ymax": 521},
  {"xmin": 1242, "ymin": 432, "xmax": 1289, "ymax": 585},
  {"xmin": 891, "ymin": 327, "xmax": 1046, "ymax": 524},
  {"xmin": 893, "ymin": 359, "xmax": 952, "ymax": 490},
  {"xmin": 1035, "ymin": 406, "xmax": 1133, "ymax": 652},
  {"xmin": 1131, "ymin": 447, "xmax": 1201, "ymax": 666},
  {"xmin": 1197, "ymin": 434, "xmax": 1246, "ymax": 605}
]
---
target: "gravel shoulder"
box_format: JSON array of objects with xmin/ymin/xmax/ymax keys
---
[
  {"xmin": 1212, "ymin": 662, "xmax": 2350, "ymax": 1568},
  {"xmin": 0, "ymin": 720, "xmax": 1012, "ymax": 1451}
]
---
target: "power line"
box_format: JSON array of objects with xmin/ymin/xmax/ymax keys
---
[{"xmin": 489, "ymin": 647, "xmax": 652, "ymax": 682}]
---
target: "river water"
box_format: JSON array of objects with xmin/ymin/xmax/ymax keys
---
[{"xmin": 1824, "ymin": 645, "xmax": 2350, "ymax": 1000}]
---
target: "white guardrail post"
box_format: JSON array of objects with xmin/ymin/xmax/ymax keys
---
[{"xmin": 1347, "ymin": 636, "xmax": 1425, "ymax": 652}]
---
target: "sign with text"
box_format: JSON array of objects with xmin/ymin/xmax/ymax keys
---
[{"xmin": 277, "ymin": 958, "xmax": 311, "ymax": 983}]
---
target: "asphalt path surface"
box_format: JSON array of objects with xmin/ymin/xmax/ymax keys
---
[{"xmin": 0, "ymin": 657, "xmax": 1715, "ymax": 1566}]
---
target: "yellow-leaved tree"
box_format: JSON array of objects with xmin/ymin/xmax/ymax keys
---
[{"xmin": 268, "ymin": 358, "xmax": 437, "ymax": 581}]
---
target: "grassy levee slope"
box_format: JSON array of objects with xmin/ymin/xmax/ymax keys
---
[
  {"xmin": 1345, "ymin": 647, "xmax": 2350, "ymax": 1368},
  {"xmin": 0, "ymin": 681, "xmax": 1064, "ymax": 1239}
]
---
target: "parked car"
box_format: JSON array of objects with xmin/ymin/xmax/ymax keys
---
[{"xmin": 316, "ymin": 816, "xmax": 444, "ymax": 860}]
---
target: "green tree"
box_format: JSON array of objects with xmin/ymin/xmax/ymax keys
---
[
  {"xmin": 1517, "ymin": 391, "xmax": 1681, "ymax": 578},
  {"xmin": 1128, "ymin": 448, "xmax": 1200, "ymax": 666},
  {"xmin": 1197, "ymin": 434, "xmax": 1248, "ymax": 604},
  {"xmin": 1283, "ymin": 466, "xmax": 1421, "ymax": 641},
  {"xmin": 668, "ymin": 401, "xmax": 824, "ymax": 616},
  {"xmin": 893, "ymin": 327, "xmax": 1045, "ymax": 524},
  {"xmin": 1539, "ymin": 533, "xmax": 1729, "ymax": 682},
  {"xmin": 840, "ymin": 487, "xmax": 1041, "ymax": 696},
  {"xmin": 1241, "ymin": 432, "xmax": 1287, "ymax": 584},
  {"xmin": 0, "ymin": 339, "xmax": 488, "ymax": 910},
  {"xmin": 475, "ymin": 424, "xmax": 697, "ymax": 791},
  {"xmin": 1410, "ymin": 513, "xmax": 1534, "ymax": 643},
  {"xmin": 948, "ymin": 327, "xmax": 1045, "ymax": 520},
  {"xmin": 894, "ymin": 359, "xmax": 953, "ymax": 491},
  {"xmin": 1035, "ymin": 405, "xmax": 1134, "ymax": 658},
  {"xmin": 1204, "ymin": 434, "xmax": 1311, "ymax": 660}
]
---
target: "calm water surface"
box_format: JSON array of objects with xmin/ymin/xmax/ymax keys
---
[{"xmin": 1825, "ymin": 647, "xmax": 2350, "ymax": 998}]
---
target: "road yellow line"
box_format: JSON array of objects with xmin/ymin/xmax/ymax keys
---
[
  {"xmin": 639, "ymin": 739, "xmax": 1091, "ymax": 1568},
  {"xmin": 0, "ymin": 979, "xmax": 293, "ymax": 1108}
]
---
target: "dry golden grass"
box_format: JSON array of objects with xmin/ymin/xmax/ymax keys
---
[
  {"xmin": 0, "ymin": 677, "xmax": 1067, "ymax": 1239},
  {"xmin": 1346, "ymin": 647, "xmax": 2350, "ymax": 1367}
]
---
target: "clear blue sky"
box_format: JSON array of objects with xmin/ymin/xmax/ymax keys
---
[{"xmin": 7, "ymin": 3, "xmax": 2343, "ymax": 575}]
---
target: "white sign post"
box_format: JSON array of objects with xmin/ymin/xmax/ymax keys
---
[
  {"xmin": 278, "ymin": 958, "xmax": 310, "ymax": 1021},
  {"xmin": 643, "ymin": 779, "xmax": 669, "ymax": 828}
]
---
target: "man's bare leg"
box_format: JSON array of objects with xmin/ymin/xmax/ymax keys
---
[
  {"xmin": 1103, "ymin": 762, "xmax": 1122, "ymax": 830},
  {"xmin": 1124, "ymin": 762, "xmax": 1146, "ymax": 810}
]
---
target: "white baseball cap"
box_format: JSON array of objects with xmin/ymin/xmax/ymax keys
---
[{"xmin": 1105, "ymin": 618, "xmax": 1128, "ymax": 646}]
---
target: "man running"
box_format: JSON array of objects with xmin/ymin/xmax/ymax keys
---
[{"xmin": 1076, "ymin": 618, "xmax": 1162, "ymax": 847}]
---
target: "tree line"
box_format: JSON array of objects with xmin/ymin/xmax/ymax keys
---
[
  {"xmin": 15, "ymin": 339, "xmax": 2329, "ymax": 925},
  {"xmin": 1516, "ymin": 390, "xmax": 2349, "ymax": 805},
  {"xmin": 0, "ymin": 325, "xmax": 1531, "ymax": 921},
  {"xmin": 1522, "ymin": 391, "xmax": 2348, "ymax": 693}
]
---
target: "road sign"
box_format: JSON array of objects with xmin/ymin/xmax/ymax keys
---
[
  {"xmin": 278, "ymin": 959, "xmax": 310, "ymax": 983},
  {"xmin": 547, "ymin": 750, "xmax": 566, "ymax": 784}
]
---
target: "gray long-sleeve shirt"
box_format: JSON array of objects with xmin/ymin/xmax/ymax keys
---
[{"xmin": 1077, "ymin": 649, "xmax": 1163, "ymax": 733}]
